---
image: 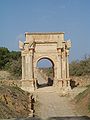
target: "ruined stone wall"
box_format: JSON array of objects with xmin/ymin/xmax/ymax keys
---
[{"xmin": 71, "ymin": 76, "xmax": 90, "ymax": 87}]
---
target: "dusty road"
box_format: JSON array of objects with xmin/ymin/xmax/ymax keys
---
[
  {"xmin": 34, "ymin": 86, "xmax": 90, "ymax": 120},
  {"xmin": 34, "ymin": 72, "xmax": 89, "ymax": 120},
  {"xmin": 35, "ymin": 86, "xmax": 77, "ymax": 119}
]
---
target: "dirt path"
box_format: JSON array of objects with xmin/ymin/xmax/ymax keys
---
[
  {"xmin": 35, "ymin": 86, "xmax": 80, "ymax": 119},
  {"xmin": 34, "ymin": 72, "xmax": 89, "ymax": 120}
]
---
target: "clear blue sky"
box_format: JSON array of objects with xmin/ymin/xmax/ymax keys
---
[{"xmin": 0, "ymin": 0, "xmax": 90, "ymax": 62}]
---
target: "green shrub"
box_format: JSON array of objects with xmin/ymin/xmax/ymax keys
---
[
  {"xmin": 0, "ymin": 47, "xmax": 21, "ymax": 79},
  {"xmin": 70, "ymin": 56, "xmax": 90, "ymax": 76},
  {"xmin": 0, "ymin": 47, "xmax": 10, "ymax": 69}
]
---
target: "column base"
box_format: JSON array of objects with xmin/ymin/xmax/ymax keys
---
[
  {"xmin": 59, "ymin": 87, "xmax": 71, "ymax": 96},
  {"xmin": 57, "ymin": 79, "xmax": 63, "ymax": 88},
  {"xmin": 21, "ymin": 79, "xmax": 34, "ymax": 93},
  {"xmin": 57, "ymin": 79, "xmax": 71, "ymax": 93}
]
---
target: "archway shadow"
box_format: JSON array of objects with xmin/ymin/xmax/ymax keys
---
[
  {"xmin": 47, "ymin": 77, "xmax": 53, "ymax": 86},
  {"xmin": 36, "ymin": 77, "xmax": 53, "ymax": 89},
  {"xmin": 70, "ymin": 79, "xmax": 79, "ymax": 89},
  {"xmin": 37, "ymin": 83, "xmax": 49, "ymax": 88}
]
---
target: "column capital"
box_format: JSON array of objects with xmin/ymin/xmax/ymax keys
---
[
  {"xmin": 66, "ymin": 40, "xmax": 72, "ymax": 49},
  {"xmin": 21, "ymin": 51, "xmax": 27, "ymax": 56},
  {"xmin": 57, "ymin": 48, "xmax": 62, "ymax": 56},
  {"xmin": 66, "ymin": 49, "xmax": 69, "ymax": 56},
  {"xmin": 28, "ymin": 49, "xmax": 34, "ymax": 56}
]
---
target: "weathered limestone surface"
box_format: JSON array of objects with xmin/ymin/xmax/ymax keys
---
[{"xmin": 19, "ymin": 32, "xmax": 71, "ymax": 92}]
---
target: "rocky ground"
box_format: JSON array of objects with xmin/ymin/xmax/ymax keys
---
[
  {"xmin": 0, "ymin": 85, "xmax": 30, "ymax": 119},
  {"xmin": 74, "ymin": 85, "xmax": 90, "ymax": 117}
]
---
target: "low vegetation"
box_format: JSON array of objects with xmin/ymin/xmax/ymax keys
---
[
  {"xmin": 0, "ymin": 47, "xmax": 21, "ymax": 79},
  {"xmin": 70, "ymin": 56, "xmax": 90, "ymax": 76},
  {"xmin": 0, "ymin": 70, "xmax": 11, "ymax": 80},
  {"xmin": 1, "ymin": 47, "xmax": 90, "ymax": 78},
  {"xmin": 74, "ymin": 85, "xmax": 90, "ymax": 116},
  {"xmin": 70, "ymin": 55, "xmax": 90, "ymax": 116}
]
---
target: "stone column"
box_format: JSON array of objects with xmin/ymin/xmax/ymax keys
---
[
  {"xmin": 62, "ymin": 51, "xmax": 66, "ymax": 79},
  {"xmin": 22, "ymin": 56, "xmax": 25, "ymax": 80},
  {"xmin": 33, "ymin": 66, "xmax": 37, "ymax": 89},
  {"xmin": 66, "ymin": 50, "xmax": 69, "ymax": 78},
  {"xmin": 61, "ymin": 45, "xmax": 67, "ymax": 88},
  {"xmin": 66, "ymin": 49, "xmax": 71, "ymax": 89},
  {"xmin": 59, "ymin": 54, "xmax": 63, "ymax": 88},
  {"xmin": 53, "ymin": 66, "xmax": 57, "ymax": 86},
  {"xmin": 25, "ymin": 55, "xmax": 28, "ymax": 80},
  {"xmin": 28, "ymin": 53, "xmax": 33, "ymax": 79},
  {"xmin": 28, "ymin": 49, "xmax": 34, "ymax": 92},
  {"xmin": 56, "ymin": 48, "xmax": 63, "ymax": 88},
  {"xmin": 58, "ymin": 56, "xmax": 62, "ymax": 79}
]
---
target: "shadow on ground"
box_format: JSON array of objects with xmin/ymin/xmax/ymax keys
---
[
  {"xmin": 37, "ymin": 83, "xmax": 49, "ymax": 88},
  {"xmin": 12, "ymin": 116, "xmax": 90, "ymax": 120},
  {"xmin": 47, "ymin": 116, "xmax": 90, "ymax": 120}
]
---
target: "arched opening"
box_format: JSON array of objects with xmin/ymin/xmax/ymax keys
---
[{"xmin": 36, "ymin": 57, "xmax": 54, "ymax": 88}]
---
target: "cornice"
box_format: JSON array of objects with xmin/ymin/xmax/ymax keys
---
[{"xmin": 25, "ymin": 32, "xmax": 65, "ymax": 35}]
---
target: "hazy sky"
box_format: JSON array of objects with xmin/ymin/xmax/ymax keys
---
[{"xmin": 0, "ymin": 0, "xmax": 90, "ymax": 63}]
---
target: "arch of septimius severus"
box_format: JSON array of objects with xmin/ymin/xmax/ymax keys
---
[{"xmin": 19, "ymin": 32, "xmax": 71, "ymax": 92}]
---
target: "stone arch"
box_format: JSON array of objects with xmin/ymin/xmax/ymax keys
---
[
  {"xmin": 33, "ymin": 55, "xmax": 57, "ymax": 81},
  {"xmin": 35, "ymin": 57, "xmax": 55, "ymax": 87},
  {"xmin": 19, "ymin": 32, "xmax": 71, "ymax": 92},
  {"xmin": 35, "ymin": 56, "xmax": 54, "ymax": 68},
  {"xmin": 36, "ymin": 57, "xmax": 54, "ymax": 76}
]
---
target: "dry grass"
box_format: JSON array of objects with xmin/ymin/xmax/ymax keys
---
[
  {"xmin": 0, "ymin": 70, "xmax": 10, "ymax": 80},
  {"xmin": 74, "ymin": 85, "xmax": 90, "ymax": 116},
  {"xmin": 0, "ymin": 70, "xmax": 21, "ymax": 80}
]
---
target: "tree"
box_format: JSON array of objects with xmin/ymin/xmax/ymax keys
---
[
  {"xmin": 0, "ymin": 47, "xmax": 22, "ymax": 79},
  {"xmin": 5, "ymin": 51, "xmax": 22, "ymax": 79},
  {"xmin": 0, "ymin": 47, "xmax": 10, "ymax": 69}
]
